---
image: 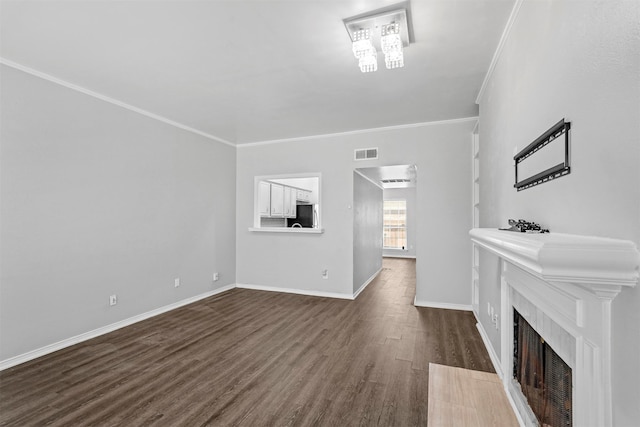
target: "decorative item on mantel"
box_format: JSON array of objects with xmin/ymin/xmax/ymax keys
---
[{"xmin": 499, "ymin": 219, "xmax": 549, "ymax": 233}]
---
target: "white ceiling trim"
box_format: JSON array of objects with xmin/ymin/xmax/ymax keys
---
[
  {"xmin": 237, "ymin": 116, "xmax": 480, "ymax": 148},
  {"xmin": 475, "ymin": 0, "xmax": 524, "ymax": 105},
  {"xmin": 0, "ymin": 57, "xmax": 236, "ymax": 147}
]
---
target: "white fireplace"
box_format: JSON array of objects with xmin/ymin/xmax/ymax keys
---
[{"xmin": 470, "ymin": 229, "xmax": 639, "ymax": 427}]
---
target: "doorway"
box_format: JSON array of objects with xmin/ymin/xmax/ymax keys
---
[{"xmin": 353, "ymin": 164, "xmax": 417, "ymax": 297}]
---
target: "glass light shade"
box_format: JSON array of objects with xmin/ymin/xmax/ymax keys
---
[
  {"xmin": 358, "ymin": 50, "xmax": 377, "ymax": 73},
  {"xmin": 352, "ymin": 29, "xmax": 374, "ymax": 59},
  {"xmin": 385, "ymin": 50, "xmax": 404, "ymax": 69},
  {"xmin": 381, "ymin": 23, "xmax": 404, "ymax": 69},
  {"xmin": 380, "ymin": 23, "xmax": 402, "ymax": 54}
]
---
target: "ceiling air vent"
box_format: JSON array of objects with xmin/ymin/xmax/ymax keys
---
[{"xmin": 354, "ymin": 147, "xmax": 378, "ymax": 160}]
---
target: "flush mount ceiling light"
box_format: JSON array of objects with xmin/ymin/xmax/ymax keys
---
[{"xmin": 343, "ymin": 2, "xmax": 413, "ymax": 73}]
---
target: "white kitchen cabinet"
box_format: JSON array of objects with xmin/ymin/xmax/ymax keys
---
[
  {"xmin": 296, "ymin": 189, "xmax": 311, "ymax": 203},
  {"xmin": 283, "ymin": 185, "xmax": 291, "ymax": 217},
  {"xmin": 258, "ymin": 181, "xmax": 271, "ymax": 217},
  {"xmin": 284, "ymin": 186, "xmax": 297, "ymax": 218},
  {"xmin": 289, "ymin": 187, "xmax": 297, "ymax": 218},
  {"xmin": 270, "ymin": 183, "xmax": 285, "ymax": 217},
  {"xmin": 260, "ymin": 182, "xmax": 299, "ymax": 219}
]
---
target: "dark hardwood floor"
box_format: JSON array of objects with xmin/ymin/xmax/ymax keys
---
[{"xmin": 0, "ymin": 258, "xmax": 494, "ymax": 426}]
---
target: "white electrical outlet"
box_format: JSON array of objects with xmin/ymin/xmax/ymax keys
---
[
  {"xmin": 213, "ymin": 272, "xmax": 219, "ymax": 282},
  {"xmin": 174, "ymin": 278, "xmax": 180, "ymax": 288},
  {"xmin": 494, "ymin": 313, "xmax": 499, "ymax": 329},
  {"xmin": 109, "ymin": 294, "xmax": 117, "ymax": 306},
  {"xmin": 322, "ymin": 269, "xmax": 328, "ymax": 279}
]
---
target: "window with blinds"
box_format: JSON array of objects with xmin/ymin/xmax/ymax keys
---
[{"xmin": 383, "ymin": 200, "xmax": 407, "ymax": 249}]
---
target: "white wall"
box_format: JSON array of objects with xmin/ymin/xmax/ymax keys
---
[
  {"xmin": 383, "ymin": 187, "xmax": 417, "ymax": 258},
  {"xmin": 236, "ymin": 119, "xmax": 474, "ymax": 303},
  {"xmin": 353, "ymin": 172, "xmax": 383, "ymax": 294},
  {"xmin": 477, "ymin": 1, "xmax": 640, "ymax": 424},
  {"xmin": 0, "ymin": 65, "xmax": 237, "ymax": 362},
  {"xmin": 477, "ymin": 248, "xmax": 502, "ymax": 356}
]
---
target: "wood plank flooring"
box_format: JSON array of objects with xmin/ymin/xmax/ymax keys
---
[
  {"xmin": 427, "ymin": 364, "xmax": 518, "ymax": 427},
  {"xmin": 0, "ymin": 258, "xmax": 496, "ymax": 426}
]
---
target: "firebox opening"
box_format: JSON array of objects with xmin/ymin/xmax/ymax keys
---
[{"xmin": 513, "ymin": 309, "xmax": 573, "ymax": 427}]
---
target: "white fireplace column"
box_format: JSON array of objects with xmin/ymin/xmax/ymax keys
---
[{"xmin": 470, "ymin": 229, "xmax": 639, "ymax": 427}]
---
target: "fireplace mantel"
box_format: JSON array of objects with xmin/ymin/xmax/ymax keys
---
[
  {"xmin": 470, "ymin": 228, "xmax": 639, "ymax": 427},
  {"xmin": 470, "ymin": 228, "xmax": 639, "ymax": 297}
]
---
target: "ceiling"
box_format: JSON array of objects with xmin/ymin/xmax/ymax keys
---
[{"xmin": 0, "ymin": 0, "xmax": 515, "ymax": 145}]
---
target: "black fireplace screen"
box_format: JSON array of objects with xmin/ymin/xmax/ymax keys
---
[{"xmin": 513, "ymin": 309, "xmax": 572, "ymax": 426}]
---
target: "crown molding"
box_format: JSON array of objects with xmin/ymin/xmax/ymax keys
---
[
  {"xmin": 475, "ymin": 0, "xmax": 524, "ymax": 105},
  {"xmin": 237, "ymin": 116, "xmax": 480, "ymax": 148},
  {"xmin": 2, "ymin": 57, "xmax": 480, "ymax": 150},
  {"xmin": 0, "ymin": 57, "xmax": 236, "ymax": 147}
]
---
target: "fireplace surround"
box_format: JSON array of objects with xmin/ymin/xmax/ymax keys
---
[{"xmin": 470, "ymin": 229, "xmax": 639, "ymax": 426}]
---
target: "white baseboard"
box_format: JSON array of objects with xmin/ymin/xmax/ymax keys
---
[
  {"xmin": 413, "ymin": 297, "xmax": 473, "ymax": 311},
  {"xmin": 382, "ymin": 254, "xmax": 416, "ymax": 259},
  {"xmin": 0, "ymin": 284, "xmax": 236, "ymax": 371},
  {"xmin": 236, "ymin": 283, "xmax": 354, "ymax": 300},
  {"xmin": 353, "ymin": 267, "xmax": 382, "ymax": 299},
  {"xmin": 474, "ymin": 320, "xmax": 503, "ymax": 379}
]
